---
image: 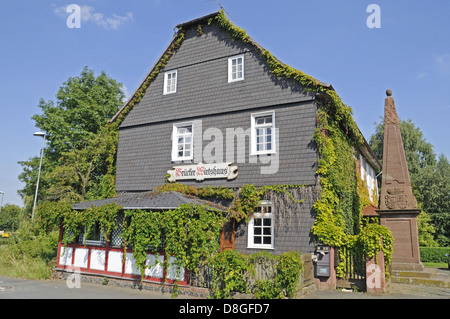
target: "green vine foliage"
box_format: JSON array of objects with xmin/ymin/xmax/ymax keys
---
[
  {"xmin": 61, "ymin": 203, "xmax": 122, "ymax": 245},
  {"xmin": 356, "ymin": 223, "xmax": 394, "ymax": 278},
  {"xmin": 312, "ymin": 98, "xmax": 394, "ymax": 279},
  {"xmin": 122, "ymin": 203, "xmax": 225, "ymax": 287},
  {"xmin": 209, "ymin": 250, "xmax": 304, "ymax": 299},
  {"xmin": 209, "ymin": 249, "xmax": 254, "ymax": 299},
  {"xmin": 122, "ymin": 209, "xmax": 163, "ymax": 279},
  {"xmin": 160, "ymin": 204, "xmax": 225, "ymax": 273},
  {"xmin": 252, "ymin": 251, "xmax": 304, "ymax": 299}
]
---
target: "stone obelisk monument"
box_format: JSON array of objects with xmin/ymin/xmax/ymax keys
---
[{"xmin": 377, "ymin": 89, "xmax": 423, "ymax": 271}]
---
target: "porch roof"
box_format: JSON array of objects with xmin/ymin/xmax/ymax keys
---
[{"xmin": 72, "ymin": 191, "xmax": 227, "ymax": 211}]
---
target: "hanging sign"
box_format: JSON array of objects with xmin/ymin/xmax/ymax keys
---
[{"xmin": 167, "ymin": 162, "xmax": 238, "ymax": 182}]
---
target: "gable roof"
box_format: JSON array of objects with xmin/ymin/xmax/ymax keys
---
[{"xmin": 109, "ymin": 10, "xmax": 331, "ymax": 125}]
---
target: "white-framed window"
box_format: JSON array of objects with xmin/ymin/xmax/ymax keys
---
[
  {"xmin": 251, "ymin": 111, "xmax": 276, "ymax": 155},
  {"xmin": 359, "ymin": 154, "xmax": 378, "ymax": 201},
  {"xmin": 228, "ymin": 54, "xmax": 244, "ymax": 82},
  {"xmin": 80, "ymin": 222, "xmax": 106, "ymax": 246},
  {"xmin": 247, "ymin": 201, "xmax": 274, "ymax": 249},
  {"xmin": 164, "ymin": 69, "xmax": 177, "ymax": 94},
  {"xmin": 172, "ymin": 122, "xmax": 193, "ymax": 161}
]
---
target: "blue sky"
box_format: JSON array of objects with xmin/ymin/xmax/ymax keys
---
[{"xmin": 1, "ymin": 0, "xmax": 449, "ymax": 207}]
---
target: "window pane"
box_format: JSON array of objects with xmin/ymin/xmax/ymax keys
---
[
  {"xmin": 255, "ymin": 115, "xmax": 272, "ymax": 125},
  {"xmin": 263, "ymin": 218, "xmax": 271, "ymax": 226},
  {"xmin": 254, "ymin": 236, "xmax": 262, "ymax": 244},
  {"xmin": 263, "ymin": 228, "xmax": 271, "ymax": 235},
  {"xmin": 86, "ymin": 223, "xmax": 101, "ymax": 241},
  {"xmin": 254, "ymin": 219, "xmax": 262, "ymax": 226},
  {"xmin": 254, "ymin": 227, "xmax": 261, "ymax": 235},
  {"xmin": 185, "ymin": 150, "xmax": 190, "ymax": 157},
  {"xmin": 263, "ymin": 237, "xmax": 271, "ymax": 245}
]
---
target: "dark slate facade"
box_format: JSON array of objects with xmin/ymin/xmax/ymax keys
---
[
  {"xmin": 116, "ymin": 24, "xmax": 318, "ymax": 190},
  {"xmin": 114, "ymin": 19, "xmax": 322, "ymax": 255}
]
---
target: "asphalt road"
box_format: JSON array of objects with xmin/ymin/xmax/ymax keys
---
[
  {"xmin": 0, "ymin": 275, "xmax": 178, "ymax": 299},
  {"xmin": 0, "ymin": 274, "xmax": 448, "ymax": 299}
]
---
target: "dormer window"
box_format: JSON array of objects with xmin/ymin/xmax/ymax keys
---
[
  {"xmin": 164, "ymin": 69, "xmax": 177, "ymax": 94},
  {"xmin": 228, "ymin": 54, "xmax": 244, "ymax": 82}
]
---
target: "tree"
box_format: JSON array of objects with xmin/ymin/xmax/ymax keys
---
[
  {"xmin": 0, "ymin": 204, "xmax": 23, "ymax": 231},
  {"xmin": 18, "ymin": 67, "xmax": 124, "ymax": 207},
  {"xmin": 32, "ymin": 66, "xmax": 124, "ymax": 162},
  {"xmin": 416, "ymin": 155, "xmax": 450, "ymax": 245},
  {"xmin": 369, "ymin": 118, "xmax": 450, "ymax": 245},
  {"xmin": 417, "ymin": 211, "xmax": 438, "ymax": 247}
]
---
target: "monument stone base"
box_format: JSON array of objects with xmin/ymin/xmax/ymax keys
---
[{"xmin": 377, "ymin": 209, "xmax": 424, "ymax": 271}]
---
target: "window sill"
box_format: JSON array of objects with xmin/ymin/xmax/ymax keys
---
[
  {"xmin": 247, "ymin": 245, "xmax": 275, "ymax": 250},
  {"xmin": 84, "ymin": 241, "xmax": 106, "ymax": 247},
  {"xmin": 249, "ymin": 151, "xmax": 276, "ymax": 157},
  {"xmin": 228, "ymin": 78, "xmax": 244, "ymax": 83},
  {"xmin": 171, "ymin": 158, "xmax": 194, "ymax": 163}
]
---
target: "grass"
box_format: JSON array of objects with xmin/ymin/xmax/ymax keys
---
[
  {"xmin": 423, "ymin": 262, "xmax": 448, "ymax": 269},
  {"xmin": 0, "ymin": 229, "xmax": 59, "ymax": 280},
  {"xmin": 0, "ymin": 245, "xmax": 54, "ymax": 279}
]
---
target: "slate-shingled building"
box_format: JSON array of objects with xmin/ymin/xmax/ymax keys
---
[{"xmin": 56, "ymin": 11, "xmax": 381, "ymax": 286}]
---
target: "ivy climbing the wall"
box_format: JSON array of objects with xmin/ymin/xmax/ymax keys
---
[
  {"xmin": 122, "ymin": 203, "xmax": 226, "ymax": 285},
  {"xmin": 209, "ymin": 250, "xmax": 304, "ymax": 299}
]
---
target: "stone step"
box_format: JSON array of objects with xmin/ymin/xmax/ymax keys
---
[
  {"xmin": 392, "ymin": 269, "xmax": 436, "ymax": 279},
  {"xmin": 391, "ymin": 275, "xmax": 449, "ymax": 288},
  {"xmin": 391, "ymin": 266, "xmax": 450, "ymax": 288},
  {"xmin": 391, "ymin": 262, "xmax": 425, "ymax": 271}
]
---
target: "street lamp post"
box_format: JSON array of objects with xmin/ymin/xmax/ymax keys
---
[
  {"xmin": 32, "ymin": 132, "xmax": 46, "ymax": 220},
  {"xmin": 0, "ymin": 191, "xmax": 4, "ymax": 215}
]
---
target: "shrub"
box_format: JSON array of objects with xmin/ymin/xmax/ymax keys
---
[{"xmin": 419, "ymin": 247, "xmax": 450, "ymax": 263}]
